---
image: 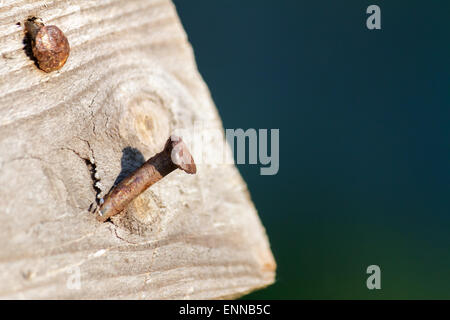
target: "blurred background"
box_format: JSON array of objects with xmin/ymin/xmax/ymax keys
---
[{"xmin": 173, "ymin": 0, "xmax": 450, "ymax": 299}]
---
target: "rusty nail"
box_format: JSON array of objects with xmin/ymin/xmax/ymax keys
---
[
  {"xmin": 96, "ymin": 135, "xmax": 196, "ymax": 222},
  {"xmin": 24, "ymin": 18, "xmax": 70, "ymax": 72}
]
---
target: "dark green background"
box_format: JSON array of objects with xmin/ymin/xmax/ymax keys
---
[{"xmin": 172, "ymin": 0, "xmax": 450, "ymax": 299}]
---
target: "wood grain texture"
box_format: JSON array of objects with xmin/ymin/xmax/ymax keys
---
[{"xmin": 0, "ymin": 0, "xmax": 275, "ymax": 299}]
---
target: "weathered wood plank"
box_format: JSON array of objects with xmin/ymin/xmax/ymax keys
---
[{"xmin": 0, "ymin": 0, "xmax": 275, "ymax": 299}]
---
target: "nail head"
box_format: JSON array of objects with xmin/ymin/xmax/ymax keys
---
[{"xmin": 25, "ymin": 20, "xmax": 70, "ymax": 72}]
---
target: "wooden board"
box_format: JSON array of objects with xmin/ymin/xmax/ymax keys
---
[{"xmin": 0, "ymin": 0, "xmax": 275, "ymax": 299}]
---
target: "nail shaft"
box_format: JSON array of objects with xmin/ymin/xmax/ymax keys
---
[{"xmin": 96, "ymin": 135, "xmax": 196, "ymax": 222}]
